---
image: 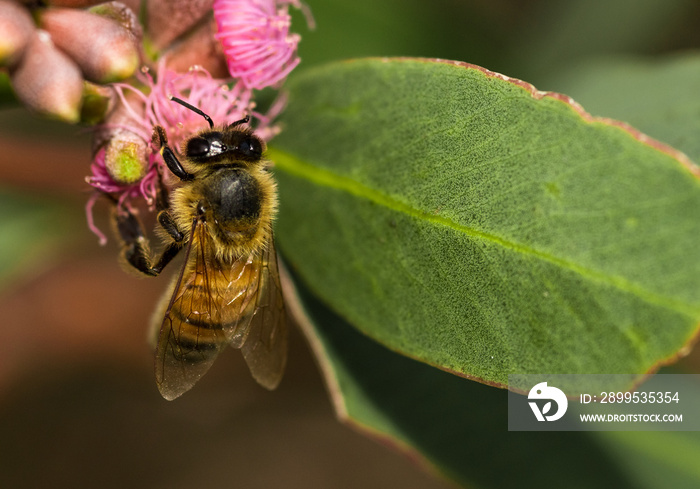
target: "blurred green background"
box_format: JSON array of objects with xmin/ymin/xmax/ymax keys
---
[{"xmin": 2, "ymin": 0, "xmax": 700, "ymax": 488}]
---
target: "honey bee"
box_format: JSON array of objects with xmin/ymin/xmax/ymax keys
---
[{"xmin": 112, "ymin": 97, "xmax": 286, "ymax": 400}]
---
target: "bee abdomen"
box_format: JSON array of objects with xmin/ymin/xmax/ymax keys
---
[
  {"xmin": 168, "ymin": 313, "xmax": 221, "ymax": 354},
  {"xmin": 168, "ymin": 285, "xmax": 259, "ymax": 364},
  {"xmin": 172, "ymin": 332, "xmax": 220, "ymax": 358},
  {"xmin": 171, "ymin": 308, "xmax": 223, "ymax": 329}
]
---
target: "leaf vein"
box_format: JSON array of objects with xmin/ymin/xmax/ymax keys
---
[{"xmin": 271, "ymin": 148, "xmax": 699, "ymax": 319}]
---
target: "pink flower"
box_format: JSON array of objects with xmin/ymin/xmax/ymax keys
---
[
  {"xmin": 85, "ymin": 146, "xmax": 160, "ymax": 244},
  {"xmin": 84, "ymin": 0, "xmax": 312, "ymax": 243},
  {"xmin": 213, "ymin": 0, "xmax": 310, "ymax": 89},
  {"xmin": 86, "ymin": 61, "xmax": 283, "ymax": 243}
]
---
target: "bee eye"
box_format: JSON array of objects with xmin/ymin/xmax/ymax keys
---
[
  {"xmin": 238, "ymin": 136, "xmax": 262, "ymax": 159},
  {"xmin": 187, "ymin": 137, "xmax": 210, "ymax": 157}
]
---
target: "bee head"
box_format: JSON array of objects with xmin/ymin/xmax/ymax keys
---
[
  {"xmin": 171, "ymin": 97, "xmax": 265, "ymax": 165},
  {"xmin": 185, "ymin": 126, "xmax": 265, "ymax": 163}
]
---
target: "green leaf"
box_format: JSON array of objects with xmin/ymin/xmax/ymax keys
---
[
  {"xmin": 546, "ymin": 53, "xmax": 700, "ymax": 163},
  {"xmin": 271, "ymin": 58, "xmax": 700, "ymax": 391},
  {"xmin": 285, "ymin": 271, "xmax": 635, "ymax": 488}
]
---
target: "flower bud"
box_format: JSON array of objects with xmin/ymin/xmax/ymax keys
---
[
  {"xmin": 147, "ymin": 0, "xmax": 213, "ymax": 49},
  {"xmin": 10, "ymin": 30, "xmax": 83, "ymax": 123},
  {"xmin": 104, "ymin": 134, "xmax": 149, "ymax": 184},
  {"xmin": 89, "ymin": 1, "xmax": 143, "ymax": 42},
  {"xmin": 163, "ymin": 18, "xmax": 229, "ymax": 79},
  {"xmin": 91, "ymin": 88, "xmax": 149, "ymax": 184},
  {"xmin": 80, "ymin": 82, "xmax": 113, "ymax": 125},
  {"xmin": 0, "ymin": 0, "xmax": 36, "ymax": 67},
  {"xmin": 40, "ymin": 8, "xmax": 139, "ymax": 83}
]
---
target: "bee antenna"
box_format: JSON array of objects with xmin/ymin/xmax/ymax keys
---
[
  {"xmin": 170, "ymin": 96, "xmax": 214, "ymax": 129},
  {"xmin": 229, "ymin": 115, "xmax": 250, "ymax": 128}
]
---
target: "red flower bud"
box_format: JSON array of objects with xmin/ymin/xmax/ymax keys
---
[
  {"xmin": 163, "ymin": 18, "xmax": 229, "ymax": 79},
  {"xmin": 0, "ymin": 0, "xmax": 36, "ymax": 67},
  {"xmin": 40, "ymin": 8, "xmax": 140, "ymax": 83},
  {"xmin": 146, "ymin": 0, "xmax": 213, "ymax": 50},
  {"xmin": 11, "ymin": 30, "xmax": 83, "ymax": 123},
  {"xmin": 89, "ymin": 1, "xmax": 143, "ymax": 42}
]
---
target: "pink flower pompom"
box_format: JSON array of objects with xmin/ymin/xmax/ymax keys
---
[
  {"xmin": 213, "ymin": 0, "xmax": 308, "ymax": 90},
  {"xmin": 86, "ymin": 60, "xmax": 283, "ymax": 243}
]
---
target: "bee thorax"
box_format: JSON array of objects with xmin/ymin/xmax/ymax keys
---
[{"xmin": 204, "ymin": 169, "xmax": 262, "ymax": 226}]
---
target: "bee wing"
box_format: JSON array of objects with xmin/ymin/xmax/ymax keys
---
[
  {"xmin": 155, "ymin": 219, "xmax": 286, "ymax": 399},
  {"xmin": 238, "ymin": 237, "xmax": 287, "ymax": 390},
  {"xmin": 154, "ymin": 218, "xmax": 230, "ymax": 400}
]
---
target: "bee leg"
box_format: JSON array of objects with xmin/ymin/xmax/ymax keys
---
[
  {"xmin": 150, "ymin": 241, "xmax": 182, "ymax": 275},
  {"xmin": 115, "ymin": 206, "xmax": 182, "ymax": 276},
  {"xmin": 152, "ymin": 126, "xmax": 194, "ymax": 181},
  {"xmin": 149, "ymin": 210, "xmax": 187, "ymax": 274},
  {"xmin": 114, "ymin": 207, "xmax": 157, "ymax": 276},
  {"xmin": 155, "ymin": 168, "xmax": 171, "ymax": 213},
  {"xmin": 157, "ymin": 210, "xmax": 185, "ymax": 243}
]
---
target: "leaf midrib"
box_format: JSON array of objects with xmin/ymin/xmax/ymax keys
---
[{"xmin": 270, "ymin": 147, "xmax": 700, "ymax": 319}]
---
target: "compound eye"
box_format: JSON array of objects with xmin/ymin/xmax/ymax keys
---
[
  {"xmin": 186, "ymin": 137, "xmax": 210, "ymax": 157},
  {"xmin": 238, "ymin": 136, "xmax": 263, "ymax": 159}
]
